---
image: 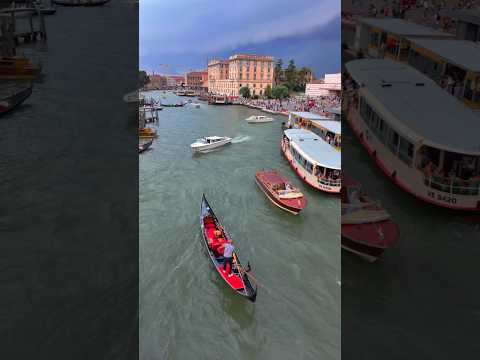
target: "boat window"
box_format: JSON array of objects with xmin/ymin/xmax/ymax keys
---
[
  {"xmin": 387, "ymin": 129, "xmax": 399, "ymax": 154},
  {"xmin": 369, "ymin": 32, "xmax": 379, "ymax": 47},
  {"xmin": 398, "ymin": 137, "xmax": 414, "ymax": 167},
  {"xmin": 419, "ymin": 147, "xmax": 480, "ymax": 195}
]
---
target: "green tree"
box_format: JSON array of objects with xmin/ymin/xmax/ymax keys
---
[
  {"xmin": 272, "ymin": 85, "xmax": 289, "ymax": 99},
  {"xmin": 139, "ymin": 70, "xmax": 149, "ymax": 88},
  {"xmin": 264, "ymin": 84, "xmax": 273, "ymax": 99},
  {"xmin": 274, "ymin": 59, "xmax": 283, "ymax": 86},
  {"xmin": 239, "ymin": 86, "xmax": 251, "ymax": 98},
  {"xmin": 285, "ymin": 59, "xmax": 297, "ymax": 91},
  {"xmin": 296, "ymin": 66, "xmax": 313, "ymax": 92}
]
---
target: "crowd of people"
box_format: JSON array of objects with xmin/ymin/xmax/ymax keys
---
[{"xmin": 236, "ymin": 95, "xmax": 341, "ymax": 117}]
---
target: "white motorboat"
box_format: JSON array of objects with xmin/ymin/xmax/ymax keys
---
[
  {"xmin": 245, "ymin": 115, "xmax": 274, "ymax": 123},
  {"xmin": 190, "ymin": 136, "xmax": 232, "ymax": 153},
  {"xmin": 190, "ymin": 103, "xmax": 201, "ymax": 108}
]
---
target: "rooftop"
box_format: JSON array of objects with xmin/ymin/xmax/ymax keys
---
[
  {"xmin": 284, "ymin": 129, "xmax": 341, "ymax": 170},
  {"xmin": 345, "ymin": 59, "xmax": 480, "ymax": 155},
  {"xmin": 359, "ymin": 18, "xmax": 453, "ymax": 38},
  {"xmin": 229, "ymin": 54, "xmax": 274, "ymax": 61},
  {"xmin": 409, "ymin": 38, "xmax": 480, "ymax": 72}
]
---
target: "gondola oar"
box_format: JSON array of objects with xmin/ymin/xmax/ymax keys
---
[{"xmin": 233, "ymin": 253, "xmax": 263, "ymax": 289}]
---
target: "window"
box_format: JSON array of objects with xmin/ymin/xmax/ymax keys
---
[{"xmin": 398, "ymin": 137, "xmax": 414, "ymax": 166}]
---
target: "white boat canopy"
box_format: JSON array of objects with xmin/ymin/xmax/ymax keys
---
[
  {"xmin": 311, "ymin": 120, "xmax": 341, "ymax": 135},
  {"xmin": 284, "ymin": 129, "xmax": 341, "ymax": 170},
  {"xmin": 408, "ymin": 38, "xmax": 480, "ymax": 73},
  {"xmin": 290, "ymin": 111, "xmax": 330, "ymax": 121},
  {"xmin": 359, "ymin": 18, "xmax": 453, "ymax": 38},
  {"xmin": 346, "ymin": 59, "xmax": 480, "ymax": 155}
]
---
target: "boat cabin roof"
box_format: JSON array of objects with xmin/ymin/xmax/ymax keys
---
[
  {"xmin": 290, "ymin": 111, "xmax": 329, "ymax": 121},
  {"xmin": 284, "ymin": 129, "xmax": 341, "ymax": 170},
  {"xmin": 327, "ymin": 107, "xmax": 341, "ymax": 115},
  {"xmin": 204, "ymin": 136, "xmax": 225, "ymax": 141},
  {"xmin": 346, "ymin": 59, "xmax": 480, "ymax": 155},
  {"xmin": 359, "ymin": 18, "xmax": 453, "ymax": 38},
  {"xmin": 311, "ymin": 120, "xmax": 341, "ymax": 135},
  {"xmin": 408, "ymin": 38, "xmax": 480, "ymax": 73}
]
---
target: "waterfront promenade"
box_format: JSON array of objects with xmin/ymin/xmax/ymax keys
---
[{"xmin": 235, "ymin": 95, "xmax": 341, "ymax": 117}]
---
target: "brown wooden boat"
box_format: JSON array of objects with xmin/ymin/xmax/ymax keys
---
[
  {"xmin": 341, "ymin": 176, "xmax": 399, "ymax": 262},
  {"xmin": 255, "ymin": 170, "xmax": 307, "ymax": 215}
]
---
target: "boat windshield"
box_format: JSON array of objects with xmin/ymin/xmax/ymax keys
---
[{"xmin": 416, "ymin": 145, "xmax": 480, "ymax": 195}]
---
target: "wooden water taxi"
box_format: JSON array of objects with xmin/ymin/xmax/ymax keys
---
[
  {"xmin": 255, "ymin": 170, "xmax": 307, "ymax": 215},
  {"xmin": 0, "ymin": 57, "xmax": 42, "ymax": 80},
  {"xmin": 341, "ymin": 176, "xmax": 399, "ymax": 262}
]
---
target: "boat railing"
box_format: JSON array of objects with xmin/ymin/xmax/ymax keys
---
[
  {"xmin": 318, "ymin": 177, "xmax": 341, "ymax": 187},
  {"xmin": 423, "ymin": 175, "xmax": 480, "ymax": 196}
]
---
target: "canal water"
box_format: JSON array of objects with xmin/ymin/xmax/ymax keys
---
[
  {"xmin": 139, "ymin": 92, "xmax": 340, "ymax": 360},
  {"xmin": 342, "ymin": 121, "xmax": 480, "ymax": 358}
]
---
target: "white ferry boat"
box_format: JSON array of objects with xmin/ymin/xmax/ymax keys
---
[
  {"xmin": 288, "ymin": 111, "xmax": 341, "ymax": 149},
  {"xmin": 345, "ymin": 59, "xmax": 480, "ymax": 211},
  {"xmin": 281, "ymin": 128, "xmax": 341, "ymax": 193}
]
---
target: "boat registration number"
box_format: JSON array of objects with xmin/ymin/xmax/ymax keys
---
[{"xmin": 427, "ymin": 191, "xmax": 457, "ymax": 204}]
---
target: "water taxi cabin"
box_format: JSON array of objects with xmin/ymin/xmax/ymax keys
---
[
  {"xmin": 407, "ymin": 38, "xmax": 480, "ymax": 110},
  {"xmin": 355, "ymin": 18, "xmax": 453, "ymax": 62},
  {"xmin": 345, "ymin": 58, "xmax": 480, "ymax": 210},
  {"xmin": 289, "ymin": 111, "xmax": 341, "ymax": 149},
  {"xmin": 282, "ymin": 128, "xmax": 341, "ymax": 193}
]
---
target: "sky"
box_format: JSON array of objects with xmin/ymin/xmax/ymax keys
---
[{"xmin": 140, "ymin": 0, "xmax": 340, "ymax": 78}]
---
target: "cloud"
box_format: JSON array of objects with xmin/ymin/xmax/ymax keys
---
[{"xmin": 140, "ymin": 0, "xmax": 340, "ymax": 55}]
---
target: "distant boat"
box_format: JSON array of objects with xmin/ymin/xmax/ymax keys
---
[
  {"xmin": 190, "ymin": 103, "xmax": 201, "ymax": 108},
  {"xmin": 0, "ymin": 57, "xmax": 42, "ymax": 80},
  {"xmin": 139, "ymin": 139, "xmax": 153, "ymax": 154},
  {"xmin": 246, "ymin": 115, "xmax": 274, "ymax": 123},
  {"xmin": 190, "ymin": 136, "xmax": 232, "ymax": 153},
  {"xmin": 139, "ymin": 127, "xmax": 157, "ymax": 139},
  {"xmin": 255, "ymin": 170, "xmax": 307, "ymax": 215},
  {"xmin": 0, "ymin": 84, "xmax": 33, "ymax": 117},
  {"xmin": 52, "ymin": 0, "xmax": 111, "ymax": 6},
  {"xmin": 341, "ymin": 176, "xmax": 399, "ymax": 262}
]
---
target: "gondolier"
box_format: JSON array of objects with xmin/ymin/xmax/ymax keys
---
[{"xmin": 223, "ymin": 242, "xmax": 234, "ymax": 276}]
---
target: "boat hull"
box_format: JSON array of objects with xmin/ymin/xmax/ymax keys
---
[
  {"xmin": 191, "ymin": 139, "xmax": 231, "ymax": 153},
  {"xmin": 345, "ymin": 104, "xmax": 480, "ymax": 211},
  {"xmin": 0, "ymin": 85, "xmax": 33, "ymax": 117},
  {"xmin": 341, "ymin": 220, "xmax": 399, "ymax": 262}
]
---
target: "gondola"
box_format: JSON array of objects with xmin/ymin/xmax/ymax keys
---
[
  {"xmin": 200, "ymin": 194, "xmax": 257, "ymax": 302},
  {"xmin": 0, "ymin": 83, "xmax": 33, "ymax": 117},
  {"xmin": 138, "ymin": 139, "xmax": 153, "ymax": 154}
]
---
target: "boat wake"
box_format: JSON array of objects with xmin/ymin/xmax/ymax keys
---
[{"xmin": 231, "ymin": 135, "xmax": 251, "ymax": 144}]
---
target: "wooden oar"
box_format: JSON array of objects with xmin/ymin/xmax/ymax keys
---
[{"xmin": 232, "ymin": 253, "xmax": 264, "ymax": 289}]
